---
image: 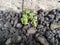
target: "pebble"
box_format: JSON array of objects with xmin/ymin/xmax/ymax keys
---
[
  {"xmin": 16, "ymin": 23, "xmax": 22, "ymax": 28},
  {"xmin": 5, "ymin": 38, "xmax": 11, "ymax": 45},
  {"xmin": 37, "ymin": 36, "xmax": 49, "ymax": 45},
  {"xmin": 27, "ymin": 27, "xmax": 36, "ymax": 35}
]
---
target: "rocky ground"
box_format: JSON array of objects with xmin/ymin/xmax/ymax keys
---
[
  {"xmin": 0, "ymin": 9, "xmax": 60, "ymax": 45},
  {"xmin": 1, "ymin": 0, "xmax": 60, "ymax": 12}
]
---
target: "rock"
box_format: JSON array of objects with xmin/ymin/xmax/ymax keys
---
[
  {"xmin": 16, "ymin": 23, "xmax": 22, "ymax": 28},
  {"xmin": 14, "ymin": 19, "xmax": 18, "ymax": 27},
  {"xmin": 11, "ymin": 20, "xmax": 14, "ymax": 25},
  {"xmin": 1, "ymin": 8, "xmax": 60, "ymax": 45},
  {"xmin": 27, "ymin": 27, "xmax": 36, "ymax": 35},
  {"xmin": 4, "ymin": 22, "xmax": 11, "ymax": 28},
  {"xmin": 17, "ymin": 36, "xmax": 21, "ymax": 42},
  {"xmin": 0, "ymin": 21, "xmax": 4, "ymax": 28},
  {"xmin": 51, "ymin": 22, "xmax": 60, "ymax": 30},
  {"xmin": 0, "ymin": 0, "xmax": 60, "ymax": 12},
  {"xmin": 24, "ymin": 0, "xmax": 60, "ymax": 11},
  {"xmin": 20, "ymin": 43, "xmax": 24, "ymax": 45},
  {"xmin": 23, "ymin": 24, "xmax": 30, "ymax": 30},
  {"xmin": 37, "ymin": 36, "xmax": 49, "ymax": 45},
  {"xmin": 45, "ymin": 30, "xmax": 59, "ymax": 45},
  {"xmin": 6, "ymin": 14, "xmax": 11, "ymax": 19},
  {"xmin": 5, "ymin": 38, "xmax": 11, "ymax": 45},
  {"xmin": 0, "ymin": 0, "xmax": 22, "ymax": 12}
]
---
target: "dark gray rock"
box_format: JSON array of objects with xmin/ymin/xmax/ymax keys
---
[
  {"xmin": 14, "ymin": 19, "xmax": 18, "ymax": 27},
  {"xmin": 0, "ymin": 9, "xmax": 60, "ymax": 45},
  {"xmin": 4, "ymin": 22, "xmax": 11, "ymax": 28},
  {"xmin": 0, "ymin": 21, "xmax": 4, "ymax": 28},
  {"xmin": 23, "ymin": 24, "xmax": 31, "ymax": 30}
]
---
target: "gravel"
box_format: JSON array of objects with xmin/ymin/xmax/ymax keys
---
[{"xmin": 0, "ymin": 9, "xmax": 60, "ymax": 45}]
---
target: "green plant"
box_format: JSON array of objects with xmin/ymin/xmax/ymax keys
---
[
  {"xmin": 31, "ymin": 18, "xmax": 37, "ymax": 27},
  {"xmin": 21, "ymin": 8, "xmax": 37, "ymax": 27},
  {"xmin": 24, "ymin": 8, "xmax": 30, "ymax": 13},
  {"xmin": 21, "ymin": 14, "xmax": 28, "ymax": 25}
]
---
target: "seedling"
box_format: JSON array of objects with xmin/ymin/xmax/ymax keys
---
[
  {"xmin": 21, "ymin": 14, "xmax": 28, "ymax": 25},
  {"xmin": 31, "ymin": 18, "xmax": 37, "ymax": 27},
  {"xmin": 24, "ymin": 8, "xmax": 30, "ymax": 13},
  {"xmin": 21, "ymin": 8, "xmax": 37, "ymax": 27}
]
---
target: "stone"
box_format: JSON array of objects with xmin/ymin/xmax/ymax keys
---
[
  {"xmin": 14, "ymin": 19, "xmax": 18, "ymax": 27},
  {"xmin": 27, "ymin": 27, "xmax": 36, "ymax": 35},
  {"xmin": 17, "ymin": 36, "xmax": 22, "ymax": 42},
  {"xmin": 0, "ymin": 0, "xmax": 60, "ymax": 12},
  {"xmin": 0, "ymin": 21, "xmax": 4, "ymax": 28},
  {"xmin": 23, "ymin": 24, "xmax": 30, "ymax": 30},
  {"xmin": 16, "ymin": 23, "xmax": 22, "ymax": 28},
  {"xmin": 11, "ymin": 20, "xmax": 14, "ymax": 25},
  {"xmin": 51, "ymin": 22, "xmax": 60, "ymax": 30},
  {"xmin": 5, "ymin": 38, "xmax": 11, "ymax": 45},
  {"xmin": 0, "ymin": 0, "xmax": 22, "ymax": 12},
  {"xmin": 4, "ymin": 22, "xmax": 11, "ymax": 28},
  {"xmin": 37, "ymin": 36, "xmax": 49, "ymax": 45}
]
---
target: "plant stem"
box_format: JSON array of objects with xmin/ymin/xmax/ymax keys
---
[{"xmin": 22, "ymin": 0, "xmax": 24, "ymax": 12}]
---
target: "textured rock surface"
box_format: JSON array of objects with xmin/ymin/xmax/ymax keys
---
[
  {"xmin": 0, "ymin": 0, "xmax": 22, "ymax": 12},
  {"xmin": 36, "ymin": 0, "xmax": 60, "ymax": 11},
  {"xmin": 0, "ymin": 0, "xmax": 60, "ymax": 12}
]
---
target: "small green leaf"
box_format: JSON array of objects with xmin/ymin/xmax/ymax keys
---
[
  {"xmin": 23, "ymin": 14, "xmax": 28, "ymax": 18},
  {"xmin": 21, "ymin": 14, "xmax": 28, "ymax": 25},
  {"xmin": 31, "ymin": 19, "xmax": 37, "ymax": 27},
  {"xmin": 21, "ymin": 18, "xmax": 28, "ymax": 25},
  {"xmin": 34, "ymin": 16, "xmax": 37, "ymax": 20},
  {"xmin": 28, "ymin": 12, "xmax": 35, "ymax": 20},
  {"xmin": 29, "ymin": 13, "xmax": 35, "ymax": 16},
  {"xmin": 24, "ymin": 8, "xmax": 30, "ymax": 13}
]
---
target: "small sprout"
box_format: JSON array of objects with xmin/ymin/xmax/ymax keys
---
[
  {"xmin": 28, "ymin": 13, "xmax": 34, "ymax": 20},
  {"xmin": 34, "ymin": 16, "xmax": 37, "ymax": 20},
  {"xmin": 21, "ymin": 8, "xmax": 37, "ymax": 27},
  {"xmin": 30, "ymin": 12, "xmax": 35, "ymax": 16},
  {"xmin": 21, "ymin": 14, "xmax": 28, "ymax": 25},
  {"xmin": 31, "ymin": 19, "xmax": 37, "ymax": 27},
  {"xmin": 24, "ymin": 8, "xmax": 30, "ymax": 13}
]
